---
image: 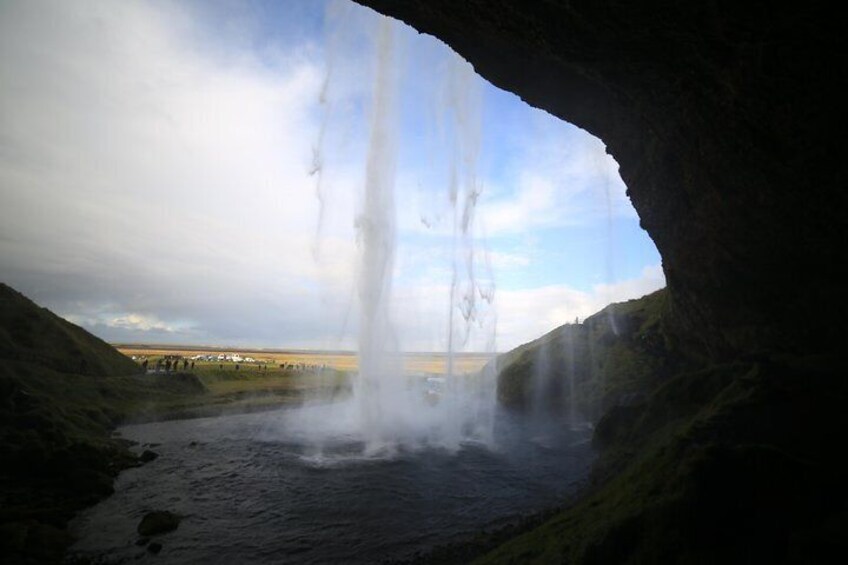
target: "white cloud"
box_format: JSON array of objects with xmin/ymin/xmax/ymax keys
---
[
  {"xmin": 486, "ymin": 250, "xmax": 531, "ymax": 270},
  {"xmin": 0, "ymin": 0, "xmax": 661, "ymax": 355},
  {"xmin": 0, "ymin": 0, "xmax": 362, "ymax": 347},
  {"xmin": 107, "ymin": 313, "xmax": 178, "ymax": 333}
]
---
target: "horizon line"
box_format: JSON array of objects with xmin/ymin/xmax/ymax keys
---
[{"xmin": 111, "ymin": 343, "xmax": 496, "ymax": 356}]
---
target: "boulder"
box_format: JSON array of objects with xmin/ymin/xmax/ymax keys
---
[
  {"xmin": 137, "ymin": 511, "xmax": 181, "ymax": 536},
  {"xmin": 139, "ymin": 450, "xmax": 158, "ymax": 463}
]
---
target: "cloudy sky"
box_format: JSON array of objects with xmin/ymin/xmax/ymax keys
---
[{"xmin": 0, "ymin": 0, "xmax": 663, "ymax": 353}]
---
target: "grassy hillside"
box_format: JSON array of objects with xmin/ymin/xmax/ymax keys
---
[
  {"xmin": 472, "ymin": 288, "xmax": 848, "ymax": 563},
  {"xmin": 0, "ymin": 283, "xmax": 139, "ymax": 377},
  {"xmin": 495, "ymin": 289, "xmax": 684, "ymax": 421},
  {"xmin": 0, "ymin": 284, "xmax": 203, "ymax": 563}
]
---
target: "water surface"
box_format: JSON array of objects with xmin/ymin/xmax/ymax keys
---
[{"xmin": 70, "ymin": 408, "xmax": 593, "ymax": 564}]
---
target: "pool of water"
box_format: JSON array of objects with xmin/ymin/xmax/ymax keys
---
[{"xmin": 69, "ymin": 407, "xmax": 594, "ymax": 564}]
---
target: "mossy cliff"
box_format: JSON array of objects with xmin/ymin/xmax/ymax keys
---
[
  {"xmin": 482, "ymin": 289, "xmax": 845, "ymax": 563},
  {"xmin": 479, "ymin": 353, "xmax": 845, "ymax": 564},
  {"xmin": 494, "ymin": 289, "xmax": 678, "ymax": 421}
]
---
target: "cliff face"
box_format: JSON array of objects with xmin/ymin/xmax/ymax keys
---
[{"xmin": 356, "ymin": 0, "xmax": 846, "ymax": 360}]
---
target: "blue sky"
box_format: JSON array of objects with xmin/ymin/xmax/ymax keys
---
[{"xmin": 0, "ymin": 0, "xmax": 663, "ymax": 352}]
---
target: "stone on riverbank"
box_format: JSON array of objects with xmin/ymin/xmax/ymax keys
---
[{"xmin": 137, "ymin": 511, "xmax": 181, "ymax": 536}]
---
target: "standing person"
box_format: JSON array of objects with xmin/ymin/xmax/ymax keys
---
[
  {"xmin": 142, "ymin": 359, "xmax": 149, "ymax": 372},
  {"xmin": 165, "ymin": 359, "xmax": 172, "ymax": 373},
  {"xmin": 190, "ymin": 360, "xmax": 195, "ymax": 371},
  {"xmin": 183, "ymin": 359, "xmax": 189, "ymax": 371}
]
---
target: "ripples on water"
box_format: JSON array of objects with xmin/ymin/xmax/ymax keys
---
[{"xmin": 69, "ymin": 408, "xmax": 594, "ymax": 564}]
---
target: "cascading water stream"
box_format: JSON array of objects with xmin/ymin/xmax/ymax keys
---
[
  {"xmin": 355, "ymin": 16, "xmax": 400, "ymax": 450},
  {"xmin": 292, "ymin": 7, "xmax": 498, "ymax": 455},
  {"xmin": 564, "ymin": 326, "xmax": 577, "ymax": 430}
]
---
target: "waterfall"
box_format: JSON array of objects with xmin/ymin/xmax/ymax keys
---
[
  {"xmin": 289, "ymin": 7, "xmax": 497, "ymax": 456},
  {"xmin": 355, "ymin": 16, "xmax": 400, "ymax": 450},
  {"xmin": 564, "ymin": 326, "xmax": 577, "ymax": 430},
  {"xmin": 440, "ymin": 55, "xmax": 494, "ymax": 448}
]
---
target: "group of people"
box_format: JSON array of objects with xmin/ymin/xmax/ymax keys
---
[
  {"xmin": 279, "ymin": 362, "xmax": 327, "ymax": 371},
  {"xmin": 141, "ymin": 357, "xmax": 195, "ymax": 373},
  {"xmin": 139, "ymin": 357, "xmax": 276, "ymax": 374}
]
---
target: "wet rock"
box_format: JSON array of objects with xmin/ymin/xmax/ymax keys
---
[
  {"xmin": 139, "ymin": 450, "xmax": 159, "ymax": 463},
  {"xmin": 147, "ymin": 542, "xmax": 163, "ymax": 554},
  {"xmin": 137, "ymin": 511, "xmax": 181, "ymax": 536}
]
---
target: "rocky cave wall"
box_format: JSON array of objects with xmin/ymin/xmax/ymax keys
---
[{"xmin": 356, "ymin": 0, "xmax": 846, "ymax": 360}]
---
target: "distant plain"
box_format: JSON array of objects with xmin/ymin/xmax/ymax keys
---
[{"xmin": 115, "ymin": 345, "xmax": 491, "ymax": 375}]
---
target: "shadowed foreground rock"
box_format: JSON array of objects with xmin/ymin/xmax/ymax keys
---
[{"xmin": 137, "ymin": 511, "xmax": 181, "ymax": 537}]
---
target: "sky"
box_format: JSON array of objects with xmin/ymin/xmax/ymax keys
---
[{"xmin": 0, "ymin": 0, "xmax": 664, "ymax": 353}]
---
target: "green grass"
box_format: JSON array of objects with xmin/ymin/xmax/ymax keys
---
[{"xmin": 125, "ymin": 361, "xmax": 351, "ymax": 418}]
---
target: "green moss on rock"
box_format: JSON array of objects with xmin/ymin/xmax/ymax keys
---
[{"xmin": 494, "ymin": 289, "xmax": 682, "ymax": 420}]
